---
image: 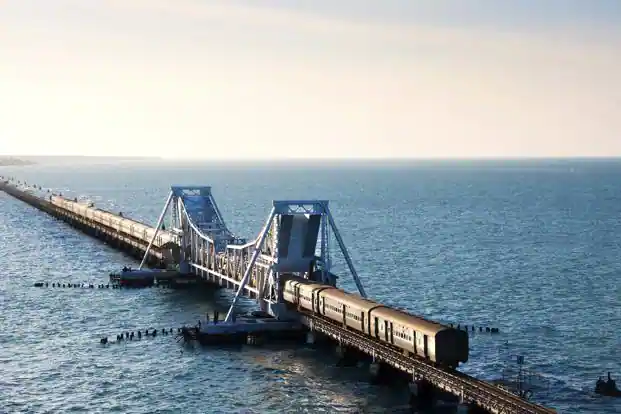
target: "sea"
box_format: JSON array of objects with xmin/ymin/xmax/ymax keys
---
[{"xmin": 0, "ymin": 159, "xmax": 619, "ymax": 414}]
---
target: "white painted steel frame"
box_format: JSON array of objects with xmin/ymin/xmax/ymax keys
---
[
  {"xmin": 224, "ymin": 207, "xmax": 276, "ymax": 322},
  {"xmin": 138, "ymin": 190, "xmax": 173, "ymax": 270},
  {"xmin": 159, "ymin": 188, "xmax": 368, "ymax": 321}
]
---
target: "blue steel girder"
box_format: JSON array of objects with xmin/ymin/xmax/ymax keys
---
[
  {"xmin": 172, "ymin": 187, "xmax": 226, "ymax": 228},
  {"xmin": 272, "ymin": 200, "xmax": 329, "ymax": 215}
]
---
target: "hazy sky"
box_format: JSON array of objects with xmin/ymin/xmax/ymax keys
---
[{"xmin": 2, "ymin": 0, "xmax": 620, "ymax": 159}]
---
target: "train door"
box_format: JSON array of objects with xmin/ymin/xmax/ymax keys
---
[
  {"xmin": 294, "ymin": 284, "xmax": 299, "ymax": 308},
  {"xmin": 384, "ymin": 320, "xmax": 389, "ymax": 341},
  {"xmin": 342, "ymin": 304, "xmax": 347, "ymax": 327},
  {"xmin": 389, "ymin": 322, "xmax": 394, "ymax": 344},
  {"xmin": 311, "ymin": 291, "xmax": 316, "ymax": 313},
  {"xmin": 423, "ymin": 335, "xmax": 429, "ymax": 358},
  {"xmin": 412, "ymin": 331, "xmax": 417, "ymax": 354},
  {"xmin": 360, "ymin": 311, "xmax": 365, "ymax": 332},
  {"xmin": 315, "ymin": 294, "xmax": 320, "ymax": 313},
  {"xmin": 374, "ymin": 316, "xmax": 379, "ymax": 338}
]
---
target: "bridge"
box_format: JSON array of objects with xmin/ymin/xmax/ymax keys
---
[
  {"xmin": 0, "ymin": 177, "xmax": 556, "ymax": 414},
  {"xmin": 0, "ymin": 178, "xmax": 179, "ymax": 267}
]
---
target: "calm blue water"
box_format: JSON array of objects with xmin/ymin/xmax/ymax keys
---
[{"xmin": 1, "ymin": 159, "xmax": 620, "ymax": 413}]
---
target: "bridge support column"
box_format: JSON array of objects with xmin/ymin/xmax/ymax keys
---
[
  {"xmin": 335, "ymin": 344, "xmax": 358, "ymax": 367},
  {"xmin": 409, "ymin": 379, "xmax": 436, "ymax": 411},
  {"xmin": 303, "ymin": 330, "xmax": 332, "ymax": 348},
  {"xmin": 369, "ymin": 362, "xmax": 411, "ymax": 385},
  {"xmin": 459, "ymin": 403, "xmax": 488, "ymax": 414}
]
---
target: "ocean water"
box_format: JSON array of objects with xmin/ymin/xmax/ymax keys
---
[{"xmin": 0, "ymin": 159, "xmax": 620, "ymax": 414}]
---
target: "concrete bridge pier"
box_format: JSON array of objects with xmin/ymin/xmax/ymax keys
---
[
  {"xmin": 369, "ymin": 361, "xmax": 411, "ymax": 386},
  {"xmin": 463, "ymin": 402, "xmax": 488, "ymax": 414},
  {"xmin": 409, "ymin": 379, "xmax": 436, "ymax": 411},
  {"xmin": 335, "ymin": 343, "xmax": 361, "ymax": 367},
  {"xmin": 304, "ymin": 330, "xmax": 338, "ymax": 349}
]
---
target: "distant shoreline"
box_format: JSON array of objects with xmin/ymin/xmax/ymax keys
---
[
  {"xmin": 0, "ymin": 157, "xmax": 36, "ymax": 166},
  {"xmin": 0, "ymin": 155, "xmax": 161, "ymax": 166},
  {"xmin": 0, "ymin": 155, "xmax": 619, "ymax": 168}
]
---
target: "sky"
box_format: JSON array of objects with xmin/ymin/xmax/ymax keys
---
[{"xmin": 1, "ymin": 0, "xmax": 620, "ymax": 159}]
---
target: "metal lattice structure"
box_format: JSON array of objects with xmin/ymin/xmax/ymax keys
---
[
  {"xmin": 499, "ymin": 355, "xmax": 552, "ymax": 402},
  {"xmin": 139, "ymin": 187, "xmax": 366, "ymax": 321}
]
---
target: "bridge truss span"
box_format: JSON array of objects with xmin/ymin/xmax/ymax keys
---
[{"xmin": 141, "ymin": 187, "xmax": 367, "ymax": 321}]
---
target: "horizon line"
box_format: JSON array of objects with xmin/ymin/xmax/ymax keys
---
[{"xmin": 2, "ymin": 155, "xmax": 621, "ymax": 161}]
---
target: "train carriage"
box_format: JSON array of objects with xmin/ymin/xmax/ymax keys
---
[
  {"xmin": 282, "ymin": 275, "xmax": 468, "ymax": 368},
  {"xmin": 317, "ymin": 287, "xmax": 380, "ymax": 332},
  {"xmin": 47, "ymin": 195, "xmax": 177, "ymax": 256},
  {"xmin": 282, "ymin": 277, "xmax": 330, "ymax": 312}
]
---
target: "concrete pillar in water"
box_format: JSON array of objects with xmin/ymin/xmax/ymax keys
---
[
  {"xmin": 369, "ymin": 361, "xmax": 411, "ymax": 385},
  {"xmin": 463, "ymin": 403, "xmax": 488, "ymax": 414},
  {"xmin": 409, "ymin": 379, "xmax": 435, "ymax": 410},
  {"xmin": 368, "ymin": 361, "xmax": 388, "ymax": 385},
  {"xmin": 335, "ymin": 344, "xmax": 357, "ymax": 367}
]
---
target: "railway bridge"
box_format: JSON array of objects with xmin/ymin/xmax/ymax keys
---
[
  {"xmin": 0, "ymin": 178, "xmax": 178, "ymax": 267},
  {"xmin": 0, "ymin": 177, "xmax": 556, "ymax": 414}
]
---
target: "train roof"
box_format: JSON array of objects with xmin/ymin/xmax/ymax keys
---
[
  {"xmin": 283, "ymin": 275, "xmax": 452, "ymax": 334},
  {"xmin": 320, "ymin": 286, "xmax": 383, "ymax": 309},
  {"xmin": 371, "ymin": 306, "xmax": 449, "ymax": 335},
  {"xmin": 50, "ymin": 195, "xmax": 177, "ymax": 245},
  {"xmin": 283, "ymin": 276, "xmax": 332, "ymax": 291}
]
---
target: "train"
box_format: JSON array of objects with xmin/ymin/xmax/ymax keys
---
[
  {"xmin": 48, "ymin": 195, "xmax": 176, "ymax": 247},
  {"xmin": 282, "ymin": 276, "xmax": 469, "ymax": 368}
]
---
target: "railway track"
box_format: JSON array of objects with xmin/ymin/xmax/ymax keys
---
[{"xmin": 302, "ymin": 312, "xmax": 556, "ymax": 414}]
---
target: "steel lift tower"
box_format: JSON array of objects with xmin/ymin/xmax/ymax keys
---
[{"xmin": 139, "ymin": 186, "xmax": 367, "ymax": 323}]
